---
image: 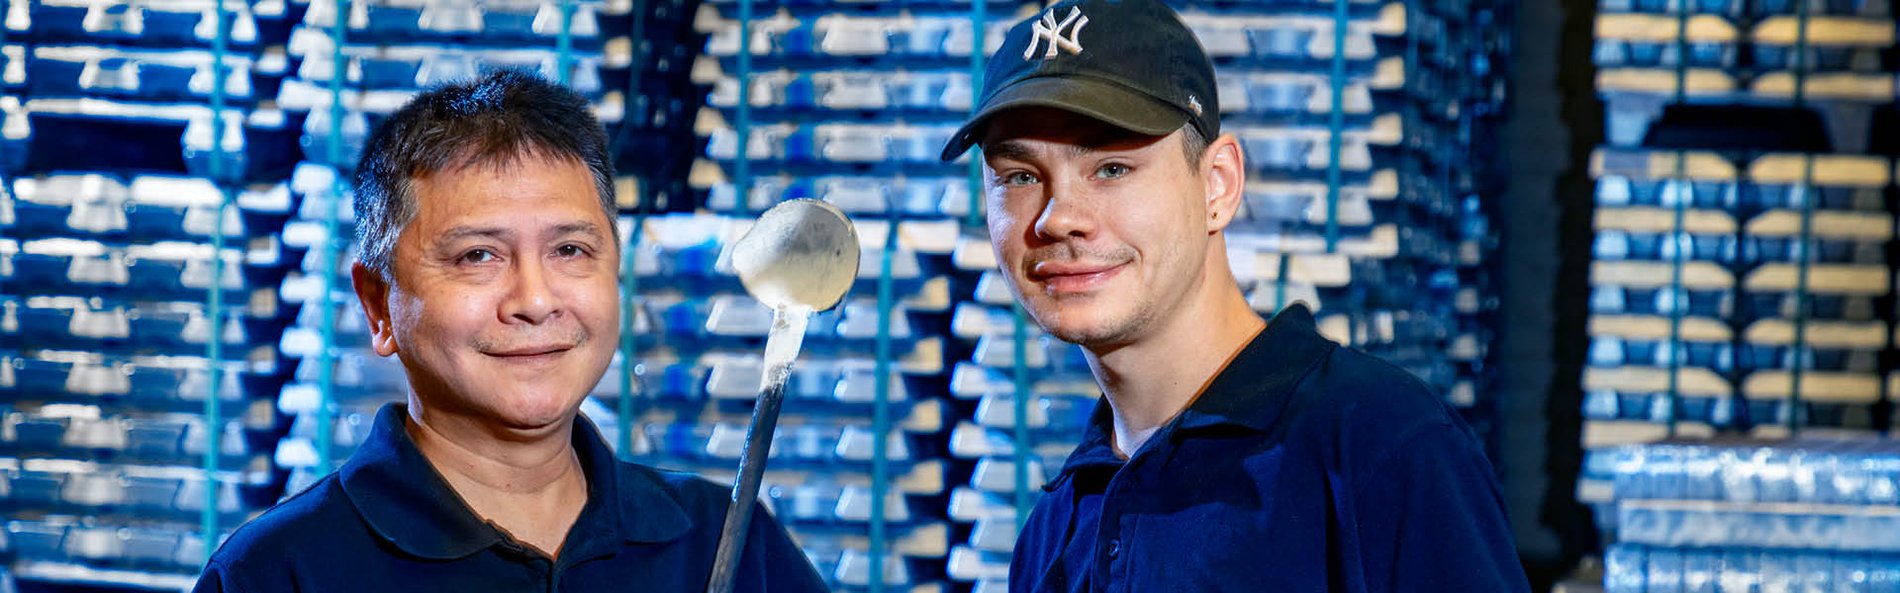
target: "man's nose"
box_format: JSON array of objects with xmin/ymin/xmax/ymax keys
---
[
  {"xmin": 1033, "ymin": 180, "xmax": 1096, "ymax": 241},
  {"xmin": 500, "ymin": 256, "xmax": 561, "ymax": 324}
]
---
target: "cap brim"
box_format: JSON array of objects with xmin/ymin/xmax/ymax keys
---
[{"xmin": 938, "ymin": 76, "xmax": 1190, "ymax": 162}]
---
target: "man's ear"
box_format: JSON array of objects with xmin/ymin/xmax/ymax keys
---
[
  {"xmin": 351, "ymin": 262, "xmax": 400, "ymax": 357},
  {"xmin": 1201, "ymin": 134, "xmax": 1246, "ymax": 233}
]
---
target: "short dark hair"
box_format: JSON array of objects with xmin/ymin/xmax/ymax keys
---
[
  {"xmin": 1180, "ymin": 123, "xmax": 1208, "ymax": 169},
  {"xmin": 353, "ymin": 69, "xmax": 617, "ymax": 281}
]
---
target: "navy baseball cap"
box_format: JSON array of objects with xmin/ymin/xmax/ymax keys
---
[{"xmin": 939, "ymin": 0, "xmax": 1220, "ymax": 161}]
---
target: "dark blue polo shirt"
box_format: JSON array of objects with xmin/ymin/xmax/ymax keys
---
[
  {"xmin": 195, "ymin": 404, "xmax": 828, "ymax": 592},
  {"xmin": 1011, "ymin": 304, "xmax": 1530, "ymax": 593}
]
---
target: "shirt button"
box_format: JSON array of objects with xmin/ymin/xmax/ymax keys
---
[{"xmin": 1106, "ymin": 539, "xmax": 1121, "ymax": 558}]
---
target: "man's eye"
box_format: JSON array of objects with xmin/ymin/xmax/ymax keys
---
[
  {"xmin": 555, "ymin": 244, "xmax": 589, "ymax": 258},
  {"xmin": 1004, "ymin": 171, "xmax": 1040, "ymax": 186},
  {"xmin": 1097, "ymin": 163, "xmax": 1131, "ymax": 179},
  {"xmin": 460, "ymin": 249, "xmax": 497, "ymax": 264}
]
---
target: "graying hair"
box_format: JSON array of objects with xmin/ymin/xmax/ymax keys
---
[{"xmin": 353, "ymin": 69, "xmax": 617, "ymax": 281}]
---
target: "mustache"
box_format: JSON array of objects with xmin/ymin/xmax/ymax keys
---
[
  {"xmin": 1022, "ymin": 244, "xmax": 1136, "ymax": 272},
  {"xmin": 472, "ymin": 326, "xmax": 590, "ymax": 354}
]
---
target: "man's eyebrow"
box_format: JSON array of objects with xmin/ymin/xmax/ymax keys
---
[
  {"xmin": 982, "ymin": 140, "xmax": 1036, "ymax": 163},
  {"xmin": 545, "ymin": 222, "xmax": 607, "ymax": 242},
  {"xmin": 1063, "ymin": 142, "xmax": 1100, "ymax": 159},
  {"xmin": 436, "ymin": 222, "xmax": 605, "ymax": 245},
  {"xmin": 984, "ymin": 131, "xmax": 1162, "ymax": 163},
  {"xmin": 438, "ymin": 226, "xmax": 512, "ymax": 243}
]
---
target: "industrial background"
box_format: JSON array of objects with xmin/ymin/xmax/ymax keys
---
[{"xmin": 2, "ymin": 0, "xmax": 1898, "ymax": 590}]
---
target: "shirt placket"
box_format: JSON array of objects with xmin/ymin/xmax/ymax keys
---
[
  {"xmin": 494, "ymin": 540, "xmax": 558, "ymax": 592},
  {"xmin": 1093, "ymin": 452, "xmax": 1154, "ymax": 593}
]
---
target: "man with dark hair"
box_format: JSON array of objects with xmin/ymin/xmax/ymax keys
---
[
  {"xmin": 940, "ymin": 0, "xmax": 1531, "ymax": 591},
  {"xmin": 194, "ymin": 70, "xmax": 827, "ymax": 592}
]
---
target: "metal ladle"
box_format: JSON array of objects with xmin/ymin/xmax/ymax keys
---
[{"xmin": 706, "ymin": 199, "xmax": 859, "ymax": 593}]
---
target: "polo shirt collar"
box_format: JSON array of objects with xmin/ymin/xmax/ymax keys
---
[
  {"xmin": 1045, "ymin": 403, "xmax": 1122, "ymax": 492},
  {"xmin": 1173, "ymin": 303, "xmax": 1334, "ymax": 432},
  {"xmin": 1046, "ymin": 304, "xmax": 1335, "ymax": 491},
  {"xmin": 338, "ymin": 403, "xmax": 693, "ymax": 560}
]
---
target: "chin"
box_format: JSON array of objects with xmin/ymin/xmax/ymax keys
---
[
  {"xmin": 448, "ymin": 381, "xmax": 584, "ymax": 430},
  {"xmin": 485, "ymin": 403, "xmax": 582, "ymax": 433},
  {"xmin": 514, "ymin": 387, "xmax": 592, "ymax": 419},
  {"xmin": 1029, "ymin": 306, "xmax": 1132, "ymax": 348}
]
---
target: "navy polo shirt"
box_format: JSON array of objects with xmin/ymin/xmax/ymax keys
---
[
  {"xmin": 195, "ymin": 404, "xmax": 828, "ymax": 592},
  {"xmin": 1011, "ymin": 304, "xmax": 1530, "ymax": 593}
]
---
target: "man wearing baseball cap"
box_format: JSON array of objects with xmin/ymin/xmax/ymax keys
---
[{"xmin": 942, "ymin": 0, "xmax": 1531, "ymax": 590}]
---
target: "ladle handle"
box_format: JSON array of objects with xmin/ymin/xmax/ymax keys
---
[{"xmin": 705, "ymin": 379, "xmax": 788, "ymax": 593}]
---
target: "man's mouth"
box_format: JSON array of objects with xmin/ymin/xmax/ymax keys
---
[
  {"xmin": 483, "ymin": 344, "xmax": 575, "ymax": 358},
  {"xmin": 1029, "ymin": 261, "xmax": 1128, "ymax": 293}
]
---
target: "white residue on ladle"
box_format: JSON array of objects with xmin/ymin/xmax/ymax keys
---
[{"xmin": 759, "ymin": 304, "xmax": 814, "ymax": 393}]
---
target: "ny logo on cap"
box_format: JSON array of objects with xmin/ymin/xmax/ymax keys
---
[{"xmin": 1023, "ymin": 7, "xmax": 1088, "ymax": 60}]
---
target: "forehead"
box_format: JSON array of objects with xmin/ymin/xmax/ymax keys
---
[
  {"xmin": 409, "ymin": 155, "xmax": 606, "ymax": 222},
  {"xmin": 979, "ymin": 107, "xmax": 1174, "ymax": 158}
]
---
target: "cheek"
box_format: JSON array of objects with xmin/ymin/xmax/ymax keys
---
[
  {"xmin": 1146, "ymin": 192, "xmax": 1203, "ymax": 240},
  {"xmin": 564, "ymin": 275, "xmax": 622, "ymax": 324},
  {"xmin": 386, "ymin": 290, "xmax": 438, "ymax": 350},
  {"xmin": 388, "ymin": 287, "xmax": 421, "ymax": 324},
  {"xmin": 986, "ymin": 200, "xmax": 1032, "ymax": 255},
  {"xmin": 406, "ymin": 285, "xmax": 495, "ymax": 334}
]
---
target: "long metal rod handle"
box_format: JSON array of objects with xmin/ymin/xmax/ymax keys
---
[{"xmin": 705, "ymin": 380, "xmax": 788, "ymax": 593}]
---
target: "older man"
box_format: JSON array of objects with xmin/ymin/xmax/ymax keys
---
[
  {"xmin": 940, "ymin": 0, "xmax": 1531, "ymax": 591},
  {"xmin": 195, "ymin": 70, "xmax": 827, "ymax": 592}
]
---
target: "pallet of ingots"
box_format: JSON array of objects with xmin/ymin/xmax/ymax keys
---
[
  {"xmin": 2, "ymin": 172, "xmax": 292, "ymax": 252},
  {"xmin": 619, "ymin": 410, "xmax": 951, "ymax": 588},
  {"xmin": 1585, "ymin": 148, "xmax": 1895, "ymax": 434},
  {"xmin": 277, "ymin": 31, "xmax": 627, "ymax": 170},
  {"xmin": 2, "ymin": 0, "xmax": 294, "ymax": 107},
  {"xmin": 1731, "ymin": 153, "xmax": 1891, "ymax": 433},
  {"xmin": 694, "ymin": 57, "xmax": 989, "ymax": 216},
  {"xmin": 1581, "ymin": 147, "xmax": 1739, "ymax": 522},
  {"xmin": 1451, "ymin": 194, "xmax": 1500, "ymax": 417},
  {"xmin": 695, "ymin": 1, "xmax": 1022, "ymax": 70},
  {"xmin": 1172, "ymin": 0, "xmax": 1410, "ymax": 227},
  {"xmin": 0, "ymin": 294, "xmax": 288, "ymax": 360},
  {"xmin": 596, "ymin": 216, "xmax": 953, "ymax": 590},
  {"xmin": 620, "ymin": 0, "xmax": 705, "ymax": 212},
  {"xmin": 1, "ymin": 2, "xmax": 291, "ymax": 589},
  {"xmin": 0, "ymin": 172, "xmax": 296, "ymax": 401},
  {"xmin": 0, "ymin": 5, "xmax": 301, "ymax": 584},
  {"xmin": 1579, "ymin": 145, "xmax": 1900, "ymax": 524},
  {"xmin": 276, "ymin": 0, "xmax": 637, "ymax": 178},
  {"xmin": 693, "ymin": 3, "xmax": 1020, "ymax": 586},
  {"xmin": 3, "ymin": 81, "xmax": 298, "ymax": 179},
  {"xmin": 284, "ymin": 0, "xmax": 651, "ymax": 146},
  {"xmin": 289, "ymin": 0, "xmax": 625, "ymax": 49},
  {"xmin": 0, "ymin": 178, "xmax": 293, "ymax": 586},
  {"xmin": 1592, "ymin": 0, "xmax": 1896, "ymax": 154},
  {"xmin": 0, "ymin": 396, "xmax": 279, "ymax": 570},
  {"xmin": 691, "ymin": 0, "xmax": 1029, "ymax": 223},
  {"xmin": 1415, "ymin": 0, "xmax": 1513, "ymax": 436},
  {"xmin": 0, "ymin": 427, "xmax": 269, "ymax": 589},
  {"xmin": 1, "ymin": 0, "xmax": 300, "ymax": 180},
  {"xmin": 1598, "ymin": 436, "xmax": 1900, "ymax": 591},
  {"xmin": 5, "ymin": 515, "xmax": 234, "ymax": 590},
  {"xmin": 4, "ymin": 0, "xmax": 296, "ymax": 48}
]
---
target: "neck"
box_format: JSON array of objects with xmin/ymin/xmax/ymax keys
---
[
  {"xmin": 1086, "ymin": 268, "xmax": 1265, "ymax": 459},
  {"xmin": 404, "ymin": 401, "xmax": 589, "ymax": 558}
]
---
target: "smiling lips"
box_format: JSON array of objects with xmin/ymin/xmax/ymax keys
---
[
  {"xmin": 484, "ymin": 344, "xmax": 575, "ymax": 359},
  {"xmin": 1031, "ymin": 260, "xmax": 1127, "ymax": 293}
]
